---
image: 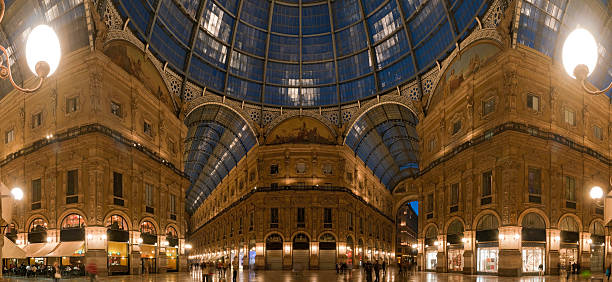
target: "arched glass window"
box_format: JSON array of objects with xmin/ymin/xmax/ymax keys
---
[
  {"xmin": 6, "ymin": 223, "xmax": 17, "ymax": 235},
  {"xmin": 29, "ymin": 218, "xmax": 47, "ymax": 232},
  {"xmin": 521, "ymin": 213, "xmax": 546, "ymax": 242},
  {"xmin": 140, "ymin": 221, "xmax": 156, "ymax": 235},
  {"xmin": 106, "ymin": 215, "xmax": 129, "ymax": 231},
  {"xmin": 476, "ymin": 214, "xmax": 499, "ymax": 231},
  {"xmin": 61, "ymin": 214, "xmax": 85, "ymax": 229},
  {"xmin": 559, "ymin": 217, "xmax": 579, "ymax": 232},
  {"xmin": 425, "ymin": 226, "xmax": 438, "ymax": 239},
  {"xmin": 319, "ymin": 233, "xmax": 336, "ymax": 242},
  {"xmin": 166, "ymin": 226, "xmax": 178, "ymax": 238},
  {"xmin": 447, "ymin": 220, "xmax": 464, "ymax": 235},
  {"xmin": 522, "ymin": 213, "xmax": 546, "ymax": 229},
  {"xmin": 591, "ymin": 222, "xmax": 604, "ymax": 236}
]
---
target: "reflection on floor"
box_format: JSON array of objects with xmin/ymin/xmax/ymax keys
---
[{"xmin": 0, "ymin": 268, "xmax": 605, "ymax": 281}]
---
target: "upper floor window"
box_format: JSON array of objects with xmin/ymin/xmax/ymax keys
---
[
  {"xmin": 426, "ymin": 193, "xmax": 434, "ymax": 213},
  {"xmin": 565, "ymin": 176, "xmax": 576, "ymax": 208},
  {"xmin": 528, "ymin": 167, "xmax": 542, "ymax": 203},
  {"xmin": 428, "ymin": 138, "xmax": 436, "ymax": 152},
  {"xmin": 66, "ymin": 169, "xmax": 78, "ymax": 204},
  {"xmin": 270, "ymin": 208, "xmax": 279, "ymax": 228},
  {"xmin": 32, "ymin": 112, "xmax": 42, "ymax": 128},
  {"xmin": 481, "ymin": 170, "xmax": 493, "ymax": 205},
  {"xmin": 170, "ymin": 194, "xmax": 176, "ymax": 215},
  {"xmin": 450, "ymin": 183, "xmax": 459, "ymax": 207},
  {"xmin": 323, "ymin": 208, "xmax": 332, "ymax": 228},
  {"xmin": 66, "ymin": 97, "xmax": 78, "ymax": 113},
  {"xmin": 270, "ymin": 164, "xmax": 279, "ymax": 175},
  {"xmin": 594, "ymin": 125, "xmax": 603, "ymax": 140},
  {"xmin": 5, "ymin": 129, "xmax": 14, "ymax": 144},
  {"xmin": 31, "ymin": 178, "xmax": 41, "ymax": 210},
  {"xmin": 564, "ymin": 109, "xmax": 576, "ymax": 126},
  {"xmin": 145, "ymin": 183, "xmax": 154, "ymax": 209},
  {"xmin": 348, "ymin": 212, "xmax": 353, "ymax": 231},
  {"xmin": 482, "ymin": 98, "xmax": 495, "ymax": 116},
  {"xmin": 452, "ymin": 120, "xmax": 461, "ymax": 135},
  {"xmin": 297, "ymin": 207, "xmax": 305, "ymax": 227},
  {"xmin": 143, "ymin": 121, "xmax": 153, "ymax": 136},
  {"xmin": 111, "ymin": 101, "xmax": 122, "ymax": 117},
  {"xmin": 527, "ymin": 94, "xmax": 539, "ymax": 111},
  {"xmin": 113, "ymin": 172, "xmax": 123, "ymax": 198}
]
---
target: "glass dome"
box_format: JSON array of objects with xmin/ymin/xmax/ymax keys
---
[{"xmin": 116, "ymin": 0, "xmax": 490, "ymax": 107}]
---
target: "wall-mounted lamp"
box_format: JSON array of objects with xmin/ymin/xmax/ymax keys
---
[{"xmin": 185, "ymin": 244, "xmax": 192, "ymax": 250}]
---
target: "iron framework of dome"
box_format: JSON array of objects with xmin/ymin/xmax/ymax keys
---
[{"xmin": 115, "ymin": 0, "xmax": 491, "ymax": 107}]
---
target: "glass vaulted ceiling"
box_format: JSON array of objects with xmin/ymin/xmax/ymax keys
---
[{"xmin": 116, "ymin": 0, "xmax": 490, "ymax": 107}]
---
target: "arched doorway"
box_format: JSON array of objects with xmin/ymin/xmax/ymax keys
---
[
  {"xmin": 476, "ymin": 214, "xmax": 499, "ymax": 273},
  {"xmin": 54, "ymin": 214, "xmax": 86, "ymax": 269},
  {"xmin": 140, "ymin": 221, "xmax": 157, "ymax": 274},
  {"xmin": 25, "ymin": 218, "xmax": 51, "ymax": 265},
  {"xmin": 318, "ymin": 233, "xmax": 336, "ymax": 270},
  {"xmin": 590, "ymin": 221, "xmax": 605, "ymax": 272},
  {"xmin": 165, "ymin": 226, "xmax": 179, "ymax": 272},
  {"xmin": 521, "ymin": 213, "xmax": 546, "ymax": 274},
  {"xmin": 446, "ymin": 220, "xmax": 464, "ymax": 272},
  {"xmin": 396, "ymin": 199, "xmax": 418, "ymax": 264},
  {"xmin": 106, "ymin": 215, "xmax": 130, "ymax": 275},
  {"xmin": 265, "ymin": 234, "xmax": 283, "ymax": 270},
  {"xmin": 346, "ymin": 236, "xmax": 354, "ymax": 268},
  {"xmin": 559, "ymin": 216, "xmax": 579, "ymax": 269},
  {"xmin": 424, "ymin": 226, "xmax": 438, "ymax": 271},
  {"xmin": 292, "ymin": 233, "xmax": 310, "ymax": 270}
]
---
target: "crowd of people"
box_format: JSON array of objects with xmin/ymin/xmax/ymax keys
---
[
  {"xmin": 3, "ymin": 262, "xmax": 84, "ymax": 278},
  {"xmin": 190, "ymin": 260, "xmax": 239, "ymax": 282}
]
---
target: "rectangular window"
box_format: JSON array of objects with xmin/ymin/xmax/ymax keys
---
[
  {"xmin": 297, "ymin": 207, "xmax": 305, "ymax": 227},
  {"xmin": 564, "ymin": 109, "xmax": 576, "ymax": 126},
  {"xmin": 145, "ymin": 183, "xmax": 154, "ymax": 207},
  {"xmin": 239, "ymin": 217, "xmax": 243, "ymax": 234},
  {"xmin": 170, "ymin": 194, "xmax": 176, "ymax": 214},
  {"xmin": 113, "ymin": 172, "xmax": 123, "ymax": 198},
  {"xmin": 527, "ymin": 94, "xmax": 539, "ymax": 111},
  {"xmin": 359, "ymin": 217, "xmax": 363, "ymax": 234},
  {"xmin": 565, "ymin": 176, "xmax": 576, "ymax": 202},
  {"xmin": 143, "ymin": 121, "xmax": 152, "ymax": 136},
  {"xmin": 270, "ymin": 164, "xmax": 279, "ymax": 175},
  {"xmin": 249, "ymin": 212, "xmax": 254, "ymax": 231},
  {"xmin": 482, "ymin": 98, "xmax": 495, "ymax": 116},
  {"xmin": 482, "ymin": 171, "xmax": 492, "ymax": 197},
  {"xmin": 4, "ymin": 129, "xmax": 13, "ymax": 144},
  {"xmin": 348, "ymin": 212, "xmax": 353, "ymax": 231},
  {"xmin": 67, "ymin": 170, "xmax": 78, "ymax": 196},
  {"xmin": 528, "ymin": 167, "xmax": 541, "ymax": 195},
  {"xmin": 450, "ymin": 183, "xmax": 459, "ymax": 206},
  {"xmin": 452, "ymin": 120, "xmax": 461, "ymax": 135},
  {"xmin": 594, "ymin": 125, "xmax": 603, "ymax": 140},
  {"xmin": 32, "ymin": 112, "xmax": 42, "ymax": 128},
  {"xmin": 270, "ymin": 208, "xmax": 279, "ymax": 228},
  {"xmin": 111, "ymin": 101, "xmax": 122, "ymax": 117},
  {"xmin": 429, "ymin": 138, "xmax": 436, "ymax": 152},
  {"xmin": 31, "ymin": 178, "xmax": 41, "ymax": 210},
  {"xmin": 324, "ymin": 208, "xmax": 332, "ymax": 228},
  {"xmin": 426, "ymin": 193, "xmax": 434, "ymax": 213},
  {"xmin": 66, "ymin": 97, "xmax": 78, "ymax": 113}
]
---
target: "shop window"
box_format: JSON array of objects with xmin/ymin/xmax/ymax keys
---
[
  {"xmin": 31, "ymin": 178, "xmax": 41, "ymax": 210},
  {"xmin": 270, "ymin": 208, "xmax": 279, "ymax": 228},
  {"xmin": 111, "ymin": 101, "xmax": 122, "ymax": 117},
  {"xmin": 297, "ymin": 207, "xmax": 305, "ymax": 228},
  {"xmin": 4, "ymin": 129, "xmax": 13, "ymax": 144},
  {"xmin": 527, "ymin": 94, "xmax": 539, "ymax": 111},
  {"xmin": 66, "ymin": 169, "xmax": 78, "ymax": 204},
  {"xmin": 324, "ymin": 208, "xmax": 332, "ymax": 228},
  {"xmin": 143, "ymin": 121, "xmax": 153, "ymax": 136},
  {"xmin": 452, "ymin": 120, "xmax": 461, "ymax": 135},
  {"xmin": 450, "ymin": 183, "xmax": 459, "ymax": 212},
  {"xmin": 482, "ymin": 97, "xmax": 495, "ymax": 116},
  {"xmin": 481, "ymin": 171, "xmax": 492, "ymax": 205},
  {"xmin": 270, "ymin": 164, "xmax": 279, "ymax": 175},
  {"xmin": 594, "ymin": 125, "xmax": 603, "ymax": 140},
  {"xmin": 66, "ymin": 97, "xmax": 78, "ymax": 113},
  {"xmin": 528, "ymin": 167, "xmax": 542, "ymax": 203},
  {"xmin": 564, "ymin": 109, "xmax": 576, "ymax": 126}
]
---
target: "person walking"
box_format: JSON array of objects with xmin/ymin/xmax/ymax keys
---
[
  {"xmin": 538, "ymin": 263, "xmax": 543, "ymax": 276},
  {"xmin": 364, "ymin": 261, "xmax": 373, "ymax": 282},
  {"xmin": 85, "ymin": 261, "xmax": 97, "ymax": 282},
  {"xmin": 232, "ymin": 258, "xmax": 239, "ymax": 282},
  {"xmin": 606, "ymin": 264, "xmax": 611, "ymax": 281},
  {"xmin": 53, "ymin": 262, "xmax": 61, "ymax": 282},
  {"xmin": 373, "ymin": 261, "xmax": 380, "ymax": 282},
  {"xmin": 381, "ymin": 261, "xmax": 386, "ymax": 275},
  {"xmin": 566, "ymin": 263, "xmax": 572, "ymax": 279}
]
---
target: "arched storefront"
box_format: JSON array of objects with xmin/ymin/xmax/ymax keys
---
[
  {"xmin": 424, "ymin": 226, "xmax": 438, "ymax": 271},
  {"xmin": 265, "ymin": 234, "xmax": 283, "ymax": 270},
  {"xmin": 28, "ymin": 218, "xmax": 48, "ymax": 244},
  {"xmin": 140, "ymin": 221, "xmax": 157, "ymax": 274},
  {"xmin": 357, "ymin": 238, "xmax": 364, "ymax": 266},
  {"xmin": 559, "ymin": 216, "xmax": 580, "ymax": 269},
  {"xmin": 521, "ymin": 213, "xmax": 546, "ymax": 274},
  {"xmin": 476, "ymin": 214, "xmax": 499, "ymax": 273},
  {"xmin": 165, "ymin": 226, "xmax": 179, "ymax": 272},
  {"xmin": 106, "ymin": 215, "xmax": 130, "ymax": 275},
  {"xmin": 590, "ymin": 221, "xmax": 605, "ymax": 272},
  {"xmin": 346, "ymin": 236, "xmax": 354, "ymax": 268},
  {"xmin": 318, "ymin": 233, "xmax": 336, "ymax": 270},
  {"xmin": 446, "ymin": 220, "xmax": 464, "ymax": 272},
  {"xmin": 50, "ymin": 214, "xmax": 86, "ymax": 269},
  {"xmin": 25, "ymin": 218, "xmax": 52, "ymax": 266},
  {"xmin": 292, "ymin": 233, "xmax": 310, "ymax": 270}
]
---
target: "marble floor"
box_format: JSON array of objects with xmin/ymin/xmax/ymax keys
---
[{"xmin": 0, "ymin": 269, "xmax": 606, "ymax": 281}]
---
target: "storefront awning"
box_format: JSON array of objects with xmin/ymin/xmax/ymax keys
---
[
  {"xmin": 46, "ymin": 241, "xmax": 84, "ymax": 257},
  {"xmin": 24, "ymin": 242, "xmax": 58, "ymax": 258},
  {"xmin": 3, "ymin": 237, "xmax": 25, "ymax": 259}
]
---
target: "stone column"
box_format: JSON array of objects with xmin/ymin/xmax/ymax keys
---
[
  {"xmin": 462, "ymin": 230, "xmax": 475, "ymax": 275},
  {"xmin": 606, "ymin": 235, "xmax": 612, "ymax": 273},
  {"xmin": 283, "ymin": 242, "xmax": 292, "ymax": 270},
  {"xmin": 255, "ymin": 242, "xmax": 265, "ymax": 270},
  {"xmin": 580, "ymin": 232, "xmax": 591, "ymax": 271},
  {"xmin": 85, "ymin": 226, "xmax": 108, "ymax": 276},
  {"xmin": 417, "ymin": 238, "xmax": 424, "ymax": 271},
  {"xmin": 310, "ymin": 242, "xmax": 319, "ymax": 270},
  {"xmin": 436, "ymin": 235, "xmax": 447, "ymax": 273},
  {"xmin": 498, "ymin": 226, "xmax": 521, "ymax": 276},
  {"xmin": 548, "ymin": 229, "xmax": 560, "ymax": 275},
  {"xmin": 130, "ymin": 231, "xmax": 142, "ymax": 275}
]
